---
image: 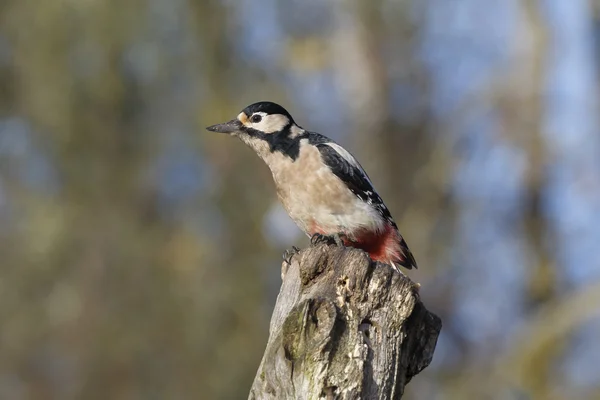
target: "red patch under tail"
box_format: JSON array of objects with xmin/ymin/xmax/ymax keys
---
[
  {"xmin": 346, "ymin": 225, "xmax": 417, "ymax": 270},
  {"xmin": 307, "ymin": 222, "xmax": 417, "ymax": 270}
]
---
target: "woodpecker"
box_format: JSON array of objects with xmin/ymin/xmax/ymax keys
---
[{"xmin": 206, "ymin": 101, "xmax": 417, "ymax": 270}]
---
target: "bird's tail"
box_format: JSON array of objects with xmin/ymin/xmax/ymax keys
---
[
  {"xmin": 392, "ymin": 234, "xmax": 418, "ymax": 270},
  {"xmin": 373, "ymin": 225, "xmax": 418, "ymax": 270}
]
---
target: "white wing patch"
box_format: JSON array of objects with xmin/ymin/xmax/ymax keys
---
[{"xmin": 323, "ymin": 142, "xmax": 373, "ymax": 185}]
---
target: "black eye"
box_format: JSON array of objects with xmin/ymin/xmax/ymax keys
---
[{"xmin": 251, "ymin": 114, "xmax": 262, "ymax": 123}]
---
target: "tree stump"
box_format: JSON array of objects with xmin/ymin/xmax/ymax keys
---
[{"xmin": 249, "ymin": 243, "xmax": 442, "ymax": 400}]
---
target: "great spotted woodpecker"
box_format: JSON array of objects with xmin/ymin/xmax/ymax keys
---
[{"xmin": 207, "ymin": 101, "xmax": 417, "ymax": 270}]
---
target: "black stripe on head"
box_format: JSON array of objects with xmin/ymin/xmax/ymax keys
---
[{"xmin": 242, "ymin": 101, "xmax": 295, "ymax": 124}]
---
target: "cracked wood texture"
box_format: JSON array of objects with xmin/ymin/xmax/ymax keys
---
[{"xmin": 249, "ymin": 244, "xmax": 442, "ymax": 400}]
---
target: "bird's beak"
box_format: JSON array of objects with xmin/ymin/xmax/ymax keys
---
[{"xmin": 206, "ymin": 119, "xmax": 242, "ymax": 134}]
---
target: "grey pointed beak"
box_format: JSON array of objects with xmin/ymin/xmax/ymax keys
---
[{"xmin": 206, "ymin": 119, "xmax": 242, "ymax": 134}]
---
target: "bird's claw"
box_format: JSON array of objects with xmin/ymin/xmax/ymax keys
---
[
  {"xmin": 311, "ymin": 233, "xmax": 331, "ymax": 245},
  {"xmin": 283, "ymin": 246, "xmax": 301, "ymax": 265},
  {"xmin": 310, "ymin": 233, "xmax": 346, "ymax": 247},
  {"xmin": 332, "ymin": 233, "xmax": 346, "ymax": 247}
]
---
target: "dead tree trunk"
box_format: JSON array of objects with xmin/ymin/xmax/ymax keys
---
[{"xmin": 249, "ymin": 244, "xmax": 442, "ymax": 400}]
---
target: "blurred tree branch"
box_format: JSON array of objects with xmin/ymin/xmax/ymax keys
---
[
  {"xmin": 494, "ymin": 281, "xmax": 600, "ymax": 397},
  {"xmin": 249, "ymin": 244, "xmax": 441, "ymax": 399}
]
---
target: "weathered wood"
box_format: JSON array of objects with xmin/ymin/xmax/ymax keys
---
[{"xmin": 249, "ymin": 243, "xmax": 442, "ymax": 400}]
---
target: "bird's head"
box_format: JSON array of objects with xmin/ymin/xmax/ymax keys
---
[
  {"xmin": 206, "ymin": 101, "xmax": 296, "ymax": 137},
  {"xmin": 206, "ymin": 101, "xmax": 305, "ymax": 159}
]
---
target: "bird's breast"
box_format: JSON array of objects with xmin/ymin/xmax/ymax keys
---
[{"xmin": 269, "ymin": 145, "xmax": 384, "ymax": 236}]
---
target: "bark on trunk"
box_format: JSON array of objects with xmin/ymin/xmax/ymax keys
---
[{"xmin": 249, "ymin": 243, "xmax": 442, "ymax": 400}]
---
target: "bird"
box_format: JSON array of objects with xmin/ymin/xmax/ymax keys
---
[{"xmin": 206, "ymin": 101, "xmax": 417, "ymax": 270}]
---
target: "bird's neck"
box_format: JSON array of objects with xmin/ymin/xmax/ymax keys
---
[{"xmin": 240, "ymin": 125, "xmax": 307, "ymax": 162}]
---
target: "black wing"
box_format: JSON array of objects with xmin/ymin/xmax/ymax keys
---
[
  {"xmin": 314, "ymin": 139, "xmax": 418, "ymax": 269},
  {"xmin": 314, "ymin": 141, "xmax": 395, "ymax": 226}
]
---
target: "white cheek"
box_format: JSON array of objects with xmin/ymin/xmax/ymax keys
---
[{"xmin": 255, "ymin": 115, "xmax": 289, "ymax": 133}]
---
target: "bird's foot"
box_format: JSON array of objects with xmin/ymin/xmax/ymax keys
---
[
  {"xmin": 311, "ymin": 233, "xmax": 333, "ymax": 246},
  {"xmin": 282, "ymin": 246, "xmax": 301, "ymax": 265},
  {"xmin": 310, "ymin": 232, "xmax": 347, "ymax": 247}
]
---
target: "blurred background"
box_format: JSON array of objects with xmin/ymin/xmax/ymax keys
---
[{"xmin": 0, "ymin": 0, "xmax": 599, "ymax": 399}]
